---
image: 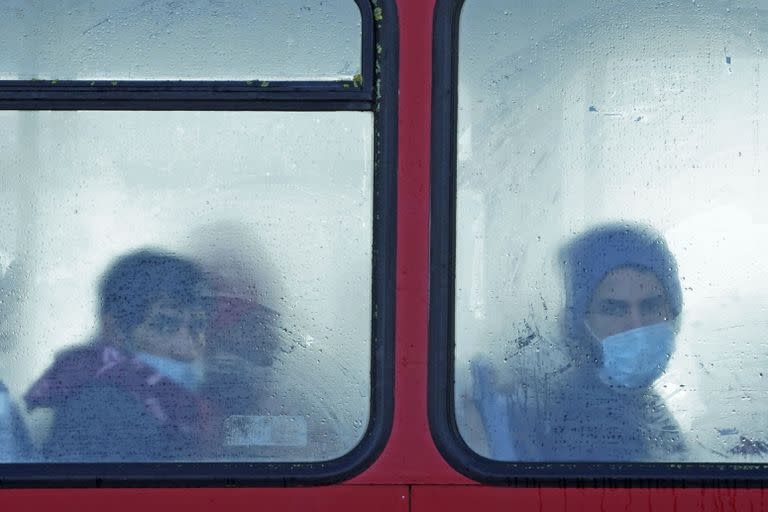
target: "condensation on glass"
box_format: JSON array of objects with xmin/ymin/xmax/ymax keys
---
[
  {"xmin": 0, "ymin": 1, "xmax": 361, "ymax": 80},
  {"xmin": 455, "ymin": 0, "xmax": 768, "ymax": 463},
  {"xmin": 0, "ymin": 111, "xmax": 373, "ymax": 462}
]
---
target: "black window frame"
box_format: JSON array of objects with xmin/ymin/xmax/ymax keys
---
[
  {"xmin": 428, "ymin": 0, "xmax": 768, "ymax": 486},
  {"xmin": 0, "ymin": 0, "xmax": 397, "ymax": 487}
]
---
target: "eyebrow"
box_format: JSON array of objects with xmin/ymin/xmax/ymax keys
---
[
  {"xmin": 640, "ymin": 294, "xmax": 667, "ymax": 308},
  {"xmin": 594, "ymin": 299, "xmax": 629, "ymax": 313},
  {"xmin": 599, "ymin": 299, "xmax": 627, "ymax": 307},
  {"xmin": 599, "ymin": 292, "xmax": 665, "ymax": 303},
  {"xmin": 595, "ymin": 294, "xmax": 667, "ymax": 313}
]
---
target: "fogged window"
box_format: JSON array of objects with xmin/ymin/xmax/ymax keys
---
[
  {"xmin": 0, "ymin": 111, "xmax": 372, "ymax": 462},
  {"xmin": 0, "ymin": 0, "xmax": 361, "ymax": 80},
  {"xmin": 456, "ymin": 0, "xmax": 768, "ymax": 463}
]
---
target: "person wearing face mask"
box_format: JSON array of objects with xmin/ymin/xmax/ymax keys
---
[
  {"xmin": 25, "ymin": 249, "xmax": 227, "ymax": 462},
  {"xmin": 473, "ymin": 223, "xmax": 686, "ymax": 462}
]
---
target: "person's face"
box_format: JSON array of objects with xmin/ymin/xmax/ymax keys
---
[
  {"xmin": 130, "ymin": 297, "xmax": 207, "ymax": 362},
  {"xmin": 585, "ymin": 266, "xmax": 671, "ymax": 340}
]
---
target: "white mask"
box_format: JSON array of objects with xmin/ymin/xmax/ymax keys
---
[
  {"xmin": 596, "ymin": 322, "xmax": 675, "ymax": 389},
  {"xmin": 135, "ymin": 351, "xmax": 205, "ymax": 391}
]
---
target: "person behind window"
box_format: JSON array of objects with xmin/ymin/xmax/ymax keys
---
[
  {"xmin": 0, "ymin": 258, "xmax": 33, "ymax": 462},
  {"xmin": 474, "ymin": 223, "xmax": 686, "ymax": 462},
  {"xmin": 24, "ymin": 249, "xmax": 231, "ymax": 462},
  {"xmin": 0, "ymin": 258, "xmax": 25, "ymax": 353},
  {"xmin": 185, "ymin": 222, "xmax": 347, "ymax": 461},
  {"xmin": 201, "ymin": 262, "xmax": 345, "ymax": 460},
  {"xmin": 0, "ymin": 382, "xmax": 32, "ymax": 462}
]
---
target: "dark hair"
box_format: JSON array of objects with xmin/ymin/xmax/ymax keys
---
[
  {"xmin": 99, "ymin": 249, "xmax": 208, "ymax": 336},
  {"xmin": 559, "ymin": 222, "xmax": 682, "ymax": 366}
]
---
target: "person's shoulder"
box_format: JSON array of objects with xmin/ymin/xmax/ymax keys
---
[
  {"xmin": 55, "ymin": 339, "xmax": 107, "ymax": 362},
  {"xmin": 41, "ymin": 340, "xmax": 109, "ymax": 379},
  {"xmin": 25, "ymin": 339, "xmax": 118, "ymax": 410}
]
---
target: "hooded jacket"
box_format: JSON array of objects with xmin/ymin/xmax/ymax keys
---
[{"xmin": 475, "ymin": 223, "xmax": 686, "ymax": 462}]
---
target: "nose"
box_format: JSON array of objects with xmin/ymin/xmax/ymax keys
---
[
  {"xmin": 172, "ymin": 325, "xmax": 205, "ymax": 359},
  {"xmin": 627, "ymin": 305, "xmax": 645, "ymax": 330}
]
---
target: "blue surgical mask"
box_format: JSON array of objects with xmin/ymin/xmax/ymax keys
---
[
  {"xmin": 596, "ymin": 322, "xmax": 675, "ymax": 389},
  {"xmin": 135, "ymin": 352, "xmax": 205, "ymax": 391}
]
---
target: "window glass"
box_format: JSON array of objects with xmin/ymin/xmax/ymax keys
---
[
  {"xmin": 455, "ymin": 0, "xmax": 768, "ymax": 463},
  {"xmin": 0, "ymin": 0, "xmax": 361, "ymax": 80},
  {"xmin": 0, "ymin": 111, "xmax": 372, "ymax": 462}
]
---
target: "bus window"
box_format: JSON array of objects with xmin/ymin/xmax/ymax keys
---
[
  {"xmin": 432, "ymin": 0, "xmax": 768, "ymax": 479},
  {"xmin": 0, "ymin": 111, "xmax": 371, "ymax": 463},
  {"xmin": 0, "ymin": 0, "xmax": 361, "ymax": 81},
  {"xmin": 0, "ymin": 0, "xmax": 397, "ymax": 485}
]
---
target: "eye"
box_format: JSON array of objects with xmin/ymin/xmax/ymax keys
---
[
  {"xmin": 148, "ymin": 315, "xmax": 182, "ymax": 334},
  {"xmin": 597, "ymin": 300, "xmax": 628, "ymax": 317},
  {"xmin": 641, "ymin": 296, "xmax": 667, "ymax": 317}
]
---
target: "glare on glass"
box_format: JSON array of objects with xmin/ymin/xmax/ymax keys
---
[{"xmin": 0, "ymin": 1, "xmax": 361, "ymax": 80}]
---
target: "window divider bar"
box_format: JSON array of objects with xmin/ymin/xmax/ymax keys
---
[
  {"xmin": 0, "ymin": 80, "xmax": 374, "ymax": 106},
  {"xmin": 0, "ymin": 81, "xmax": 373, "ymax": 111},
  {"xmin": 357, "ymin": 0, "xmax": 376, "ymax": 92}
]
